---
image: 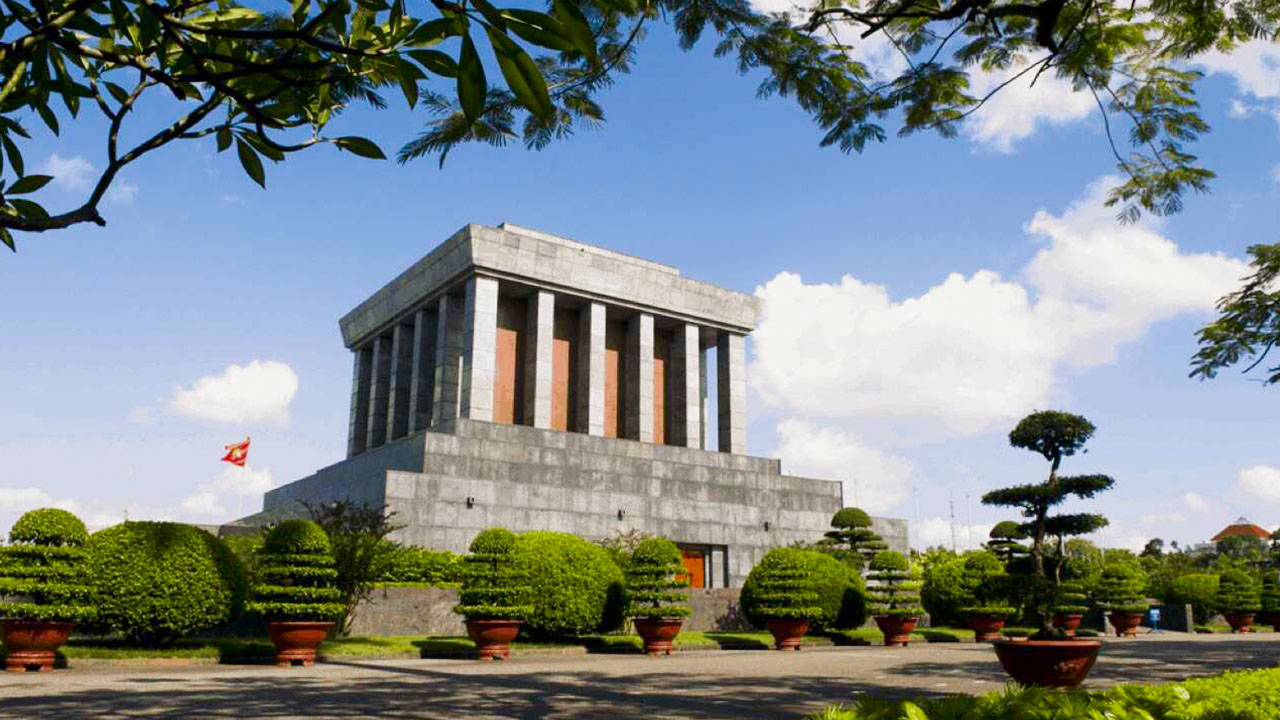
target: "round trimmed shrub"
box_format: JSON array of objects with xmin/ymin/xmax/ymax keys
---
[
  {"xmin": 0, "ymin": 508, "xmax": 95, "ymax": 623},
  {"xmin": 1167, "ymin": 573, "xmax": 1220, "ymax": 624},
  {"xmin": 920, "ymin": 550, "xmax": 967, "ymax": 625},
  {"xmin": 624, "ymin": 537, "xmax": 691, "ymax": 619},
  {"xmin": 1217, "ymin": 569, "xmax": 1262, "ymax": 614},
  {"xmin": 1095, "ymin": 563, "xmax": 1149, "ymax": 613},
  {"xmin": 740, "ymin": 547, "xmax": 824, "ymax": 624},
  {"xmin": 511, "ymin": 531, "xmax": 624, "ymax": 638},
  {"xmin": 247, "ymin": 520, "xmax": 344, "ymax": 622},
  {"xmin": 867, "ymin": 551, "xmax": 923, "ymax": 619},
  {"xmin": 803, "ymin": 550, "xmax": 866, "ymax": 630},
  {"xmin": 86, "ymin": 522, "xmax": 247, "ymax": 647},
  {"xmin": 455, "ymin": 528, "xmax": 533, "ymax": 620},
  {"xmin": 959, "ymin": 550, "xmax": 1018, "ymax": 619}
]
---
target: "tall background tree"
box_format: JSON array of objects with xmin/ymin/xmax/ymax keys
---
[{"xmin": 1192, "ymin": 244, "xmax": 1280, "ymax": 387}]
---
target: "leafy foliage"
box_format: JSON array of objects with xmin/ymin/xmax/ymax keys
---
[
  {"xmin": 958, "ymin": 550, "xmax": 1017, "ymax": 618},
  {"xmin": 1262, "ymin": 572, "xmax": 1280, "ymax": 618},
  {"xmin": 825, "ymin": 506, "xmax": 887, "ymax": 564},
  {"xmin": 867, "ymin": 551, "xmax": 922, "ymax": 619},
  {"xmin": 305, "ymin": 500, "xmax": 403, "ymax": 635},
  {"xmin": 247, "ymin": 520, "xmax": 344, "ymax": 623},
  {"xmin": 1167, "ymin": 573, "xmax": 1220, "ymax": 624},
  {"xmin": 986, "ymin": 521, "xmax": 1028, "ymax": 566},
  {"xmin": 623, "ymin": 537, "xmax": 690, "ymax": 619},
  {"xmin": 741, "ymin": 547, "xmax": 825, "ymax": 623},
  {"xmin": 1053, "ymin": 579, "xmax": 1089, "ymax": 615},
  {"xmin": 1216, "ymin": 568, "xmax": 1262, "ymax": 614},
  {"xmin": 380, "ymin": 546, "xmax": 461, "ymax": 585},
  {"xmin": 510, "ymin": 530, "xmax": 624, "ymax": 637},
  {"xmin": 85, "ymin": 522, "xmax": 246, "ymax": 647},
  {"xmin": 0, "ymin": 508, "xmax": 95, "ymax": 623},
  {"xmin": 1192, "ymin": 243, "xmax": 1280, "ymax": 387},
  {"xmin": 1094, "ymin": 562, "xmax": 1149, "ymax": 614},
  {"xmin": 454, "ymin": 528, "xmax": 534, "ymax": 621}
]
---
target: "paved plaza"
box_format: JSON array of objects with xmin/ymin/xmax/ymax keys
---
[{"xmin": 2, "ymin": 633, "xmax": 1278, "ymax": 719}]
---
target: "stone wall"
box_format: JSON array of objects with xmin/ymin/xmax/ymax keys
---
[{"xmin": 348, "ymin": 586, "xmax": 752, "ymax": 636}]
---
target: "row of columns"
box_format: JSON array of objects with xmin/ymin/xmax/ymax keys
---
[{"xmin": 347, "ymin": 275, "xmax": 748, "ymax": 456}]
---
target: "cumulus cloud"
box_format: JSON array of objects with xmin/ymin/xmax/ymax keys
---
[
  {"xmin": 1232, "ymin": 465, "xmax": 1280, "ymax": 505},
  {"xmin": 107, "ymin": 179, "xmax": 139, "ymax": 205},
  {"xmin": 774, "ymin": 419, "xmax": 913, "ymax": 513},
  {"xmin": 181, "ymin": 492, "xmax": 226, "ymax": 516},
  {"xmin": 915, "ymin": 517, "xmax": 994, "ymax": 551},
  {"xmin": 169, "ymin": 360, "xmax": 299, "ymax": 424},
  {"xmin": 753, "ymin": 177, "xmax": 1247, "ymax": 442},
  {"xmin": 0, "ymin": 487, "xmax": 53, "ymax": 509},
  {"xmin": 37, "ymin": 154, "xmax": 96, "ymax": 191},
  {"xmin": 965, "ymin": 60, "xmax": 1096, "ymax": 151},
  {"xmin": 208, "ymin": 465, "xmax": 275, "ymax": 496},
  {"xmin": 1183, "ymin": 492, "xmax": 1211, "ymax": 514}
]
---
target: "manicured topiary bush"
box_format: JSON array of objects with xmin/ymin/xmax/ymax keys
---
[
  {"xmin": 380, "ymin": 546, "xmax": 461, "ymax": 585},
  {"xmin": 455, "ymin": 528, "xmax": 533, "ymax": 620},
  {"xmin": 511, "ymin": 531, "xmax": 623, "ymax": 637},
  {"xmin": 740, "ymin": 547, "xmax": 824, "ymax": 625},
  {"xmin": 867, "ymin": 551, "xmax": 923, "ymax": 618},
  {"xmin": 920, "ymin": 550, "xmax": 968, "ymax": 626},
  {"xmin": 246, "ymin": 520, "xmax": 344, "ymax": 622},
  {"xmin": 825, "ymin": 507, "xmax": 886, "ymax": 565},
  {"xmin": 1095, "ymin": 563, "xmax": 1149, "ymax": 614},
  {"xmin": 624, "ymin": 538, "xmax": 690, "ymax": 619},
  {"xmin": 86, "ymin": 521, "xmax": 247, "ymax": 647},
  {"xmin": 801, "ymin": 549, "xmax": 867, "ymax": 630},
  {"xmin": 1053, "ymin": 579, "xmax": 1090, "ymax": 615},
  {"xmin": 959, "ymin": 550, "xmax": 1018, "ymax": 619},
  {"xmin": 986, "ymin": 521, "xmax": 1028, "ymax": 566},
  {"xmin": 1261, "ymin": 572, "xmax": 1280, "ymax": 622},
  {"xmin": 1216, "ymin": 569, "xmax": 1262, "ymax": 614},
  {"xmin": 1168, "ymin": 573, "xmax": 1220, "ymax": 624},
  {"xmin": 0, "ymin": 508, "xmax": 95, "ymax": 623}
]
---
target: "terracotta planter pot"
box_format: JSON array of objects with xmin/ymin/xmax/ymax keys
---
[
  {"xmin": 1, "ymin": 620, "xmax": 73, "ymax": 673},
  {"xmin": 1108, "ymin": 612, "xmax": 1144, "ymax": 638},
  {"xmin": 1053, "ymin": 613, "xmax": 1084, "ymax": 637},
  {"xmin": 266, "ymin": 620, "xmax": 334, "ymax": 668},
  {"xmin": 465, "ymin": 618, "xmax": 523, "ymax": 661},
  {"xmin": 993, "ymin": 639, "xmax": 1102, "ymax": 688},
  {"xmin": 966, "ymin": 614, "xmax": 1007, "ymax": 643},
  {"xmin": 874, "ymin": 615, "xmax": 918, "ymax": 647},
  {"xmin": 633, "ymin": 617, "xmax": 683, "ymax": 656},
  {"xmin": 1224, "ymin": 612, "xmax": 1256, "ymax": 634},
  {"xmin": 765, "ymin": 618, "xmax": 810, "ymax": 651}
]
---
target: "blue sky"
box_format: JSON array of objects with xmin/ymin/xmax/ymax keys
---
[{"xmin": 2, "ymin": 22, "xmax": 1279, "ymax": 551}]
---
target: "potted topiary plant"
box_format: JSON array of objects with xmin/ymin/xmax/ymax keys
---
[
  {"xmin": 867, "ymin": 551, "xmax": 923, "ymax": 647},
  {"xmin": 454, "ymin": 528, "xmax": 533, "ymax": 660},
  {"xmin": 1216, "ymin": 568, "xmax": 1262, "ymax": 633},
  {"xmin": 741, "ymin": 547, "xmax": 823, "ymax": 650},
  {"xmin": 624, "ymin": 537, "xmax": 691, "ymax": 656},
  {"xmin": 825, "ymin": 507, "xmax": 887, "ymax": 567},
  {"xmin": 1095, "ymin": 563, "xmax": 1149, "ymax": 638},
  {"xmin": 0, "ymin": 509, "xmax": 95, "ymax": 672},
  {"xmin": 247, "ymin": 519, "xmax": 344, "ymax": 667},
  {"xmin": 986, "ymin": 521, "xmax": 1029, "ymax": 567},
  {"xmin": 1261, "ymin": 571, "xmax": 1280, "ymax": 631},
  {"xmin": 982, "ymin": 410, "xmax": 1114, "ymax": 688},
  {"xmin": 959, "ymin": 551, "xmax": 1017, "ymax": 642},
  {"xmin": 1052, "ymin": 580, "xmax": 1090, "ymax": 637}
]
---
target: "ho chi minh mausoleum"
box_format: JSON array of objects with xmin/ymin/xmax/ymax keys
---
[{"xmin": 234, "ymin": 223, "xmax": 907, "ymax": 587}]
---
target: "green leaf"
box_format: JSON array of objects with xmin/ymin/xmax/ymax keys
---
[
  {"xmin": 901, "ymin": 701, "xmax": 930, "ymax": 720},
  {"xmin": 36, "ymin": 104, "xmax": 60, "ymax": 135},
  {"xmin": 502, "ymin": 10, "xmax": 576, "ymax": 52},
  {"xmin": 9, "ymin": 198, "xmax": 48, "ymax": 220},
  {"xmin": 457, "ymin": 34, "xmax": 487, "ymax": 123},
  {"xmin": 334, "ymin": 136, "xmax": 387, "ymax": 159},
  {"xmin": 409, "ymin": 49, "xmax": 458, "ymax": 78},
  {"xmin": 396, "ymin": 60, "xmax": 421, "ymax": 109},
  {"xmin": 7, "ymin": 175, "xmax": 53, "ymax": 194},
  {"xmin": 0, "ymin": 227, "xmax": 14, "ymax": 252},
  {"xmin": 104, "ymin": 82, "xmax": 131, "ymax": 105},
  {"xmin": 596, "ymin": 0, "xmax": 636, "ymax": 13},
  {"xmin": 552, "ymin": 0, "xmax": 597, "ymax": 65},
  {"xmin": 216, "ymin": 127, "xmax": 232, "ymax": 152},
  {"xmin": 469, "ymin": 0, "xmax": 506, "ymax": 30},
  {"xmin": 235, "ymin": 138, "xmax": 265, "ymax": 188},
  {"xmin": 2, "ymin": 135, "xmax": 24, "ymax": 177},
  {"xmin": 486, "ymin": 28, "xmax": 554, "ymax": 118},
  {"xmin": 405, "ymin": 18, "xmax": 457, "ymax": 47}
]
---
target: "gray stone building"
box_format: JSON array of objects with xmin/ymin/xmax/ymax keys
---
[{"xmin": 236, "ymin": 223, "xmax": 908, "ymax": 586}]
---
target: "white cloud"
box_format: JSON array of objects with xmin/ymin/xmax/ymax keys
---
[
  {"xmin": 915, "ymin": 517, "xmax": 993, "ymax": 551},
  {"xmin": 208, "ymin": 465, "xmax": 275, "ymax": 496},
  {"xmin": 1232, "ymin": 465, "xmax": 1280, "ymax": 505},
  {"xmin": 752, "ymin": 177, "xmax": 1248, "ymax": 443},
  {"xmin": 127, "ymin": 406, "xmax": 157, "ymax": 425},
  {"xmin": 37, "ymin": 154, "xmax": 95, "ymax": 191},
  {"xmin": 1139, "ymin": 512, "xmax": 1185, "ymax": 526},
  {"xmin": 1197, "ymin": 42, "xmax": 1280, "ymax": 101},
  {"xmin": 169, "ymin": 360, "xmax": 299, "ymax": 425},
  {"xmin": 774, "ymin": 419, "xmax": 913, "ymax": 513},
  {"xmin": 86, "ymin": 513, "xmax": 124, "ymax": 530},
  {"xmin": 965, "ymin": 59, "xmax": 1096, "ymax": 152},
  {"xmin": 107, "ymin": 180, "xmax": 139, "ymax": 205},
  {"xmin": 1183, "ymin": 492, "xmax": 1211, "ymax": 514},
  {"xmin": 1087, "ymin": 524, "xmax": 1149, "ymax": 554},
  {"xmin": 0, "ymin": 487, "xmax": 53, "ymax": 510},
  {"xmin": 181, "ymin": 492, "xmax": 226, "ymax": 516}
]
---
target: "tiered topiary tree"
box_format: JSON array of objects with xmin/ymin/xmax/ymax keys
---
[
  {"xmin": 741, "ymin": 547, "xmax": 823, "ymax": 650},
  {"xmin": 986, "ymin": 521, "xmax": 1029, "ymax": 566},
  {"xmin": 455, "ymin": 528, "xmax": 534, "ymax": 660},
  {"xmin": 1052, "ymin": 580, "xmax": 1091, "ymax": 636},
  {"xmin": 1095, "ymin": 563, "xmax": 1149, "ymax": 637},
  {"xmin": 959, "ymin": 551, "xmax": 1018, "ymax": 641},
  {"xmin": 0, "ymin": 509, "xmax": 96, "ymax": 672},
  {"xmin": 825, "ymin": 507, "xmax": 887, "ymax": 567},
  {"xmin": 867, "ymin": 550, "xmax": 923, "ymax": 647},
  {"xmin": 624, "ymin": 537, "xmax": 691, "ymax": 655},
  {"xmin": 1216, "ymin": 568, "xmax": 1262, "ymax": 633},
  {"xmin": 247, "ymin": 519, "xmax": 344, "ymax": 667},
  {"xmin": 1261, "ymin": 572, "xmax": 1280, "ymax": 630},
  {"xmin": 981, "ymin": 411, "xmax": 1115, "ymax": 637}
]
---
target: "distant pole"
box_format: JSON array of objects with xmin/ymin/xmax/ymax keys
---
[{"xmin": 949, "ymin": 491, "xmax": 957, "ymax": 552}]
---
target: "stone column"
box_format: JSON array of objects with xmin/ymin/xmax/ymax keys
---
[
  {"xmin": 523, "ymin": 291, "xmax": 555, "ymax": 429},
  {"xmin": 347, "ymin": 346, "xmax": 373, "ymax": 456},
  {"xmin": 698, "ymin": 339, "xmax": 709, "ymax": 451},
  {"xmin": 575, "ymin": 302, "xmax": 606, "ymax": 436},
  {"xmin": 670, "ymin": 322, "xmax": 702, "ymax": 448},
  {"xmin": 432, "ymin": 294, "xmax": 464, "ymax": 429},
  {"xmin": 365, "ymin": 334, "xmax": 393, "ymax": 450},
  {"xmin": 386, "ymin": 321, "xmax": 415, "ymax": 441},
  {"xmin": 717, "ymin": 332, "xmax": 747, "ymax": 454},
  {"xmin": 459, "ymin": 275, "xmax": 499, "ymax": 422},
  {"xmin": 623, "ymin": 313, "xmax": 654, "ymax": 442},
  {"xmin": 408, "ymin": 307, "xmax": 437, "ymax": 433}
]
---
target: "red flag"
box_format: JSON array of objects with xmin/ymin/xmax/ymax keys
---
[{"xmin": 221, "ymin": 437, "xmax": 250, "ymax": 467}]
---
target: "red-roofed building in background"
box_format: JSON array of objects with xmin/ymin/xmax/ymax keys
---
[{"xmin": 1211, "ymin": 517, "xmax": 1271, "ymax": 543}]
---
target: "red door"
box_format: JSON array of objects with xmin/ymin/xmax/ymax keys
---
[{"xmin": 679, "ymin": 547, "xmax": 706, "ymax": 589}]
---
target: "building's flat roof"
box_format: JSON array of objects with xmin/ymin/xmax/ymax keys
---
[{"xmin": 338, "ymin": 223, "xmax": 762, "ymax": 348}]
